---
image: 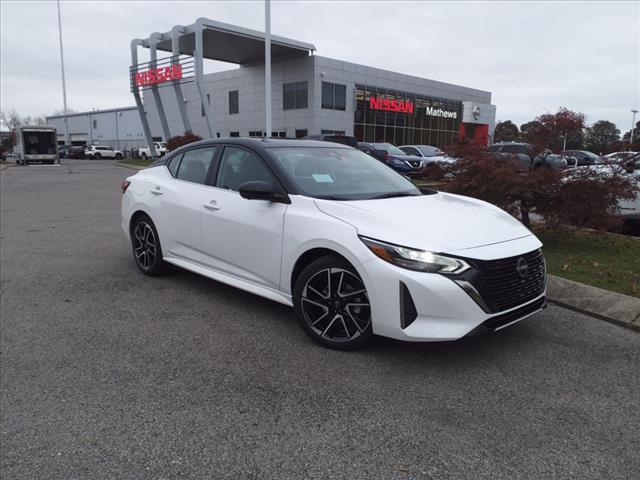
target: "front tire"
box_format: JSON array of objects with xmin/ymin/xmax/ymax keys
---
[
  {"xmin": 293, "ymin": 256, "xmax": 373, "ymax": 350},
  {"xmin": 115, "ymin": 153, "xmax": 123, "ymax": 160},
  {"xmin": 141, "ymin": 152, "xmax": 148, "ymax": 160},
  {"xmin": 131, "ymin": 215, "xmax": 167, "ymax": 276},
  {"xmin": 93, "ymin": 153, "xmax": 101, "ymax": 160}
]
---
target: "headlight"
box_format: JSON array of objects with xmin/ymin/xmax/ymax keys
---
[{"xmin": 359, "ymin": 236, "xmax": 470, "ymax": 274}]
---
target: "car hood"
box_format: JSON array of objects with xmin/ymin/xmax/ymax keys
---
[{"xmin": 314, "ymin": 192, "xmax": 533, "ymax": 253}]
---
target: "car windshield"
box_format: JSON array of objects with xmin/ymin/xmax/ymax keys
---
[
  {"xmin": 372, "ymin": 143, "xmax": 406, "ymax": 155},
  {"xmin": 270, "ymin": 147, "xmax": 421, "ymax": 200}
]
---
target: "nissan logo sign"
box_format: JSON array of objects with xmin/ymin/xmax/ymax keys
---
[
  {"xmin": 472, "ymin": 105, "xmax": 481, "ymax": 120},
  {"xmin": 516, "ymin": 257, "xmax": 529, "ymax": 278}
]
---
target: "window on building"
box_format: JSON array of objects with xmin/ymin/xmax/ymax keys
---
[
  {"xmin": 175, "ymin": 147, "xmax": 217, "ymax": 184},
  {"xmin": 248, "ymin": 131, "xmax": 263, "ymax": 137},
  {"xmin": 229, "ymin": 131, "xmax": 240, "ymax": 137},
  {"xmin": 229, "ymin": 90, "xmax": 239, "ymax": 114},
  {"xmin": 321, "ymin": 82, "xmax": 347, "ymax": 111},
  {"xmin": 283, "ymin": 81, "xmax": 308, "ymax": 110},
  {"xmin": 295, "ymin": 129, "xmax": 308, "ymax": 139},
  {"xmin": 321, "ymin": 129, "xmax": 346, "ymax": 135},
  {"xmin": 92, "ymin": 120, "xmax": 97, "ymax": 129},
  {"xmin": 271, "ymin": 131, "xmax": 287, "ymax": 138}
]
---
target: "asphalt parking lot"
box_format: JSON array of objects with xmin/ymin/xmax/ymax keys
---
[{"xmin": 1, "ymin": 159, "xmax": 639, "ymax": 480}]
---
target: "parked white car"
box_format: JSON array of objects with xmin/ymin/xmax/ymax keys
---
[
  {"xmin": 138, "ymin": 142, "xmax": 168, "ymax": 160},
  {"xmin": 85, "ymin": 145, "xmax": 123, "ymax": 160},
  {"xmin": 121, "ymin": 138, "xmax": 547, "ymax": 349}
]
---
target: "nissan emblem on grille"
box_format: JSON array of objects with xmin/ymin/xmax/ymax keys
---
[{"xmin": 516, "ymin": 257, "xmax": 529, "ymax": 278}]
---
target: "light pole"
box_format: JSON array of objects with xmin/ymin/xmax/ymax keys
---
[
  {"xmin": 630, "ymin": 109, "xmax": 638, "ymax": 151},
  {"xmin": 265, "ymin": 0, "xmax": 272, "ymax": 138},
  {"xmin": 56, "ymin": 0, "xmax": 70, "ymax": 146}
]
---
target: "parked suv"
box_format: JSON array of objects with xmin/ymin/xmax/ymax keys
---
[
  {"xmin": 357, "ymin": 142, "xmax": 423, "ymax": 175},
  {"xmin": 85, "ymin": 145, "xmax": 123, "ymax": 160},
  {"xmin": 489, "ymin": 142, "xmax": 568, "ymax": 170}
]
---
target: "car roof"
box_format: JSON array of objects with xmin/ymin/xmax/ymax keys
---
[{"xmin": 168, "ymin": 137, "xmax": 353, "ymax": 155}]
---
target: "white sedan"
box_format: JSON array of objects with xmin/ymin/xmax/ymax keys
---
[{"xmin": 121, "ymin": 138, "xmax": 547, "ymax": 349}]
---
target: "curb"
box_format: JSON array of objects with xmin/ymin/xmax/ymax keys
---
[
  {"xmin": 546, "ymin": 275, "xmax": 640, "ymax": 331},
  {"xmin": 116, "ymin": 161, "xmax": 147, "ymax": 171}
]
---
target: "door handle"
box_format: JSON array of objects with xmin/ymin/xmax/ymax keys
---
[
  {"xmin": 150, "ymin": 187, "xmax": 163, "ymax": 195},
  {"xmin": 203, "ymin": 200, "xmax": 220, "ymax": 211}
]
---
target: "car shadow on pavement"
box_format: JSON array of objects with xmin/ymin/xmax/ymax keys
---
[{"xmin": 160, "ymin": 263, "xmax": 542, "ymax": 365}]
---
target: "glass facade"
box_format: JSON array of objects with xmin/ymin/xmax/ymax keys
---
[{"xmin": 353, "ymin": 85, "xmax": 463, "ymax": 148}]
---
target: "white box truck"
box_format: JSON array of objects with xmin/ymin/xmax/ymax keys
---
[{"xmin": 14, "ymin": 125, "xmax": 59, "ymax": 165}]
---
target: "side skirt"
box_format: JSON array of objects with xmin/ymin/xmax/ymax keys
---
[{"xmin": 163, "ymin": 255, "xmax": 293, "ymax": 307}]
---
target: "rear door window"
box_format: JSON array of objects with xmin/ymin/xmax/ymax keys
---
[
  {"xmin": 175, "ymin": 147, "xmax": 217, "ymax": 184},
  {"xmin": 167, "ymin": 153, "xmax": 183, "ymax": 177}
]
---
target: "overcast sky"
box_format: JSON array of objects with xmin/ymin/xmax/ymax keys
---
[{"xmin": 1, "ymin": 0, "xmax": 638, "ymax": 131}]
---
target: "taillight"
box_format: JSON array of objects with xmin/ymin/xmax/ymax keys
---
[
  {"xmin": 121, "ymin": 180, "xmax": 131, "ymax": 194},
  {"xmin": 384, "ymin": 154, "xmax": 389, "ymax": 162}
]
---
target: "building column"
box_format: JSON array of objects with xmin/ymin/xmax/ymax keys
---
[
  {"xmin": 149, "ymin": 33, "xmax": 172, "ymax": 142},
  {"xmin": 195, "ymin": 24, "xmax": 214, "ymax": 138},
  {"xmin": 171, "ymin": 26, "xmax": 192, "ymax": 135},
  {"xmin": 130, "ymin": 39, "xmax": 156, "ymax": 157}
]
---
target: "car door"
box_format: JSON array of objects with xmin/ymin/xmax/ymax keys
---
[
  {"xmin": 147, "ymin": 146, "xmax": 217, "ymax": 264},
  {"xmin": 200, "ymin": 145, "xmax": 288, "ymax": 289}
]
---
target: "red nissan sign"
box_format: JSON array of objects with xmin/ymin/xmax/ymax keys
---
[
  {"xmin": 135, "ymin": 64, "xmax": 183, "ymax": 87},
  {"xmin": 369, "ymin": 96, "xmax": 414, "ymax": 114}
]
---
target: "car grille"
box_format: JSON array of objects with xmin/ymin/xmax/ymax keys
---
[
  {"xmin": 464, "ymin": 249, "xmax": 546, "ymax": 313},
  {"xmin": 408, "ymin": 160, "xmax": 422, "ymax": 168}
]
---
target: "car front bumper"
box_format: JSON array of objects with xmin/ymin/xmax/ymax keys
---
[{"xmin": 358, "ymin": 237, "xmax": 546, "ymax": 341}]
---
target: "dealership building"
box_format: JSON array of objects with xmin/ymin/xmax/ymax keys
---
[{"xmin": 49, "ymin": 18, "xmax": 496, "ymax": 151}]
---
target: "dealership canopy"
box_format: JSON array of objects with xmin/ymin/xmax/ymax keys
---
[
  {"xmin": 150, "ymin": 18, "xmax": 315, "ymax": 64},
  {"xmin": 130, "ymin": 18, "xmax": 315, "ymax": 154}
]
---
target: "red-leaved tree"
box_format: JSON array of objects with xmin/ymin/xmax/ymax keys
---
[
  {"xmin": 440, "ymin": 137, "xmax": 637, "ymax": 230},
  {"xmin": 166, "ymin": 132, "xmax": 202, "ymax": 152}
]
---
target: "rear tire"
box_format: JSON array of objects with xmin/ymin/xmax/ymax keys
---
[
  {"xmin": 141, "ymin": 152, "xmax": 148, "ymax": 160},
  {"xmin": 293, "ymin": 256, "xmax": 373, "ymax": 350},
  {"xmin": 131, "ymin": 215, "xmax": 167, "ymax": 276}
]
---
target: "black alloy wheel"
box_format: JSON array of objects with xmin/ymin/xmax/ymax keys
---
[
  {"xmin": 115, "ymin": 153, "xmax": 123, "ymax": 160},
  {"xmin": 94, "ymin": 153, "xmax": 101, "ymax": 160},
  {"xmin": 294, "ymin": 256, "xmax": 373, "ymax": 350},
  {"xmin": 131, "ymin": 215, "xmax": 166, "ymax": 276}
]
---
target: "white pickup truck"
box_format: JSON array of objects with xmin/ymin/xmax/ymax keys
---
[{"xmin": 138, "ymin": 142, "xmax": 168, "ymax": 160}]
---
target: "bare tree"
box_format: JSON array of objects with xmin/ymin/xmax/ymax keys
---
[
  {"xmin": 1, "ymin": 110, "xmax": 48, "ymax": 129},
  {"xmin": 0, "ymin": 109, "xmax": 23, "ymax": 130}
]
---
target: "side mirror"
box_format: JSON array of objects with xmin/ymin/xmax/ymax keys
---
[
  {"xmin": 238, "ymin": 181, "xmax": 290, "ymax": 204},
  {"xmin": 372, "ymin": 149, "xmax": 388, "ymax": 161}
]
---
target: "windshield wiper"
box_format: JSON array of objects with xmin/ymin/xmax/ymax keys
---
[{"xmin": 368, "ymin": 191, "xmax": 421, "ymax": 200}]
